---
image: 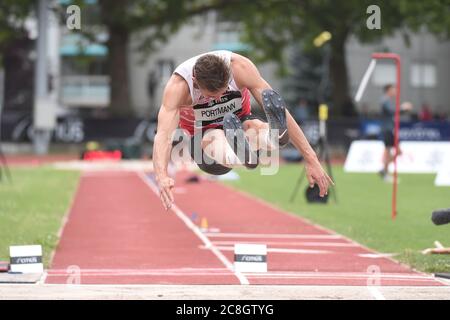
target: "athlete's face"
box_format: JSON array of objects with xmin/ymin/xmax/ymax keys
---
[
  {"xmin": 193, "ymin": 77, "xmax": 227, "ymax": 100},
  {"xmin": 200, "ymin": 87, "xmax": 228, "ymax": 100}
]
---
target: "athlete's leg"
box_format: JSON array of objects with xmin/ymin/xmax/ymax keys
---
[
  {"xmin": 200, "ymin": 128, "xmax": 243, "ymax": 168},
  {"xmin": 261, "ymin": 89, "xmax": 290, "ymax": 147},
  {"xmin": 380, "ymin": 130, "xmax": 395, "ymax": 179},
  {"xmin": 242, "ymin": 118, "xmax": 274, "ymax": 151},
  {"xmin": 183, "ymin": 130, "xmax": 232, "ymax": 175},
  {"xmin": 242, "ymin": 118, "xmax": 280, "ymax": 168},
  {"xmin": 382, "ymin": 147, "xmax": 392, "ymax": 174}
]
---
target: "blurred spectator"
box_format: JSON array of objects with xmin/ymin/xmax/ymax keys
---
[
  {"xmin": 419, "ymin": 103, "xmax": 433, "ymax": 121},
  {"xmin": 379, "ymin": 84, "xmax": 412, "ymax": 182},
  {"xmin": 435, "ymin": 110, "xmax": 449, "ymax": 122},
  {"xmin": 294, "ymin": 98, "xmax": 310, "ymax": 123}
]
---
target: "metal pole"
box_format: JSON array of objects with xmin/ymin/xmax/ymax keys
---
[
  {"xmin": 371, "ymin": 53, "xmax": 401, "ymax": 220},
  {"xmin": 393, "ymin": 57, "xmax": 401, "ymax": 220},
  {"xmin": 33, "ymin": 0, "xmax": 52, "ymax": 155}
]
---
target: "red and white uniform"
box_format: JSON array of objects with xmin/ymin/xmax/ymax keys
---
[{"xmin": 174, "ymin": 50, "xmax": 251, "ymax": 136}]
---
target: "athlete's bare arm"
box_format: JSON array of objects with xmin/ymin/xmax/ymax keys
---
[
  {"xmin": 231, "ymin": 53, "xmax": 334, "ymax": 196},
  {"xmin": 153, "ymin": 74, "xmax": 190, "ymax": 210}
]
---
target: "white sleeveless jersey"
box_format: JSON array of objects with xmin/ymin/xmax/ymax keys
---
[{"xmin": 173, "ymin": 50, "xmax": 251, "ymax": 135}]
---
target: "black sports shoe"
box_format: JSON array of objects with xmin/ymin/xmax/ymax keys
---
[
  {"xmin": 223, "ymin": 113, "xmax": 258, "ymax": 169},
  {"xmin": 262, "ymin": 89, "xmax": 289, "ymax": 147}
]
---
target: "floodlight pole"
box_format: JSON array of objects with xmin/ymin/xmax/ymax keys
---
[
  {"xmin": 371, "ymin": 53, "xmax": 401, "ymax": 220},
  {"xmin": 33, "ymin": 0, "xmax": 54, "ymax": 155}
]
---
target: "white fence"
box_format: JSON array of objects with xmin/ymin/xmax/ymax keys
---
[{"xmin": 344, "ymin": 140, "xmax": 450, "ymax": 174}]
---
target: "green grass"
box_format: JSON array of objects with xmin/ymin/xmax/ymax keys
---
[
  {"xmin": 0, "ymin": 167, "xmax": 80, "ymax": 267},
  {"xmin": 225, "ymin": 165, "xmax": 450, "ymax": 273}
]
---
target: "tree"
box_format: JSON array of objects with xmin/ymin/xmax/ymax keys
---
[
  {"xmin": 283, "ymin": 44, "xmax": 323, "ymax": 108},
  {"xmin": 0, "ymin": 0, "xmax": 35, "ymax": 111},
  {"xmin": 0, "ymin": 0, "xmax": 35, "ymax": 66},
  {"xmin": 231, "ymin": 0, "xmax": 450, "ymax": 116},
  {"xmin": 68, "ymin": 0, "xmax": 242, "ymax": 117}
]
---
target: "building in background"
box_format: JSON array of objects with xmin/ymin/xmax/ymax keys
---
[
  {"xmin": 347, "ymin": 30, "xmax": 450, "ymax": 117},
  {"xmin": 58, "ymin": 0, "xmax": 109, "ymax": 110}
]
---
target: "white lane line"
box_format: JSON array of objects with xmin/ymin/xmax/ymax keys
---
[
  {"xmin": 202, "ymin": 245, "xmax": 329, "ymax": 254},
  {"xmin": 44, "ymin": 274, "xmax": 437, "ymax": 283},
  {"xmin": 204, "ymin": 232, "xmax": 342, "ymax": 239},
  {"xmin": 47, "ymin": 267, "xmax": 235, "ymax": 277},
  {"xmin": 244, "ymin": 274, "xmax": 437, "ymax": 281},
  {"xmin": 368, "ymin": 287, "xmax": 386, "ymax": 300},
  {"xmin": 48, "ymin": 272, "xmax": 235, "ymax": 277},
  {"xmin": 37, "ymin": 272, "xmax": 48, "ymax": 285},
  {"xmin": 244, "ymin": 271, "xmax": 436, "ymax": 279},
  {"xmin": 211, "ymin": 240, "xmax": 358, "ymax": 247},
  {"xmin": 358, "ymin": 253, "xmax": 398, "ymax": 258},
  {"xmin": 136, "ymin": 171, "xmax": 249, "ymax": 285},
  {"xmin": 267, "ymin": 272, "xmax": 432, "ymax": 278},
  {"xmin": 47, "ymin": 268, "xmax": 229, "ymax": 272},
  {"xmin": 45, "ymin": 269, "xmax": 437, "ymax": 281}
]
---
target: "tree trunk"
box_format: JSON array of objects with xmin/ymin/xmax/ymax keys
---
[
  {"xmin": 329, "ymin": 34, "xmax": 350, "ymax": 117},
  {"xmin": 107, "ymin": 26, "xmax": 131, "ymax": 117},
  {"xmin": 99, "ymin": 0, "xmax": 132, "ymax": 117}
]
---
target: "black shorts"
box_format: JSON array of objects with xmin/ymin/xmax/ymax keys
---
[
  {"xmin": 175, "ymin": 114, "xmax": 262, "ymax": 175},
  {"xmin": 382, "ymin": 130, "xmax": 395, "ymax": 147}
]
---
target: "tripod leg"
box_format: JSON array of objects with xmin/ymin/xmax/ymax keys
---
[
  {"xmin": 289, "ymin": 166, "xmax": 307, "ymax": 203},
  {"xmin": 322, "ymin": 141, "xmax": 337, "ymax": 203},
  {"xmin": 290, "ymin": 143, "xmax": 321, "ymax": 203}
]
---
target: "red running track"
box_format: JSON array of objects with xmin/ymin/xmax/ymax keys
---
[{"xmin": 46, "ymin": 170, "xmax": 445, "ymax": 286}]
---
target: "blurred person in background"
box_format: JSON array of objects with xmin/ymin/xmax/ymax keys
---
[
  {"xmin": 419, "ymin": 103, "xmax": 433, "ymax": 122},
  {"xmin": 378, "ymin": 84, "xmax": 412, "ymax": 183},
  {"xmin": 435, "ymin": 109, "xmax": 448, "ymax": 122}
]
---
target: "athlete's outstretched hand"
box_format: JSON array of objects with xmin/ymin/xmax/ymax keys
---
[
  {"xmin": 305, "ymin": 158, "xmax": 334, "ymax": 197},
  {"xmin": 157, "ymin": 176, "xmax": 175, "ymax": 210}
]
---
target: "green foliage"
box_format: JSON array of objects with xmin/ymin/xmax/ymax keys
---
[
  {"xmin": 0, "ymin": 0, "xmax": 35, "ymax": 66},
  {"xmin": 235, "ymin": 0, "xmax": 449, "ymax": 64},
  {"xmin": 398, "ymin": 0, "xmax": 450, "ymax": 38},
  {"xmin": 91, "ymin": 0, "xmax": 243, "ymax": 57}
]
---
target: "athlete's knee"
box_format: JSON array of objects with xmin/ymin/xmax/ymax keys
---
[
  {"xmin": 243, "ymin": 119, "xmax": 268, "ymax": 131},
  {"xmin": 201, "ymin": 129, "xmax": 225, "ymax": 149}
]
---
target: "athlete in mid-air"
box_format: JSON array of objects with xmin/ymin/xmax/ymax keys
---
[{"xmin": 153, "ymin": 50, "xmax": 333, "ymax": 210}]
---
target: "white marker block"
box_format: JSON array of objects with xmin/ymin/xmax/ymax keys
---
[
  {"xmin": 234, "ymin": 244, "xmax": 267, "ymax": 273},
  {"xmin": 435, "ymin": 165, "xmax": 450, "ymax": 186},
  {"xmin": 9, "ymin": 245, "xmax": 44, "ymax": 273}
]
